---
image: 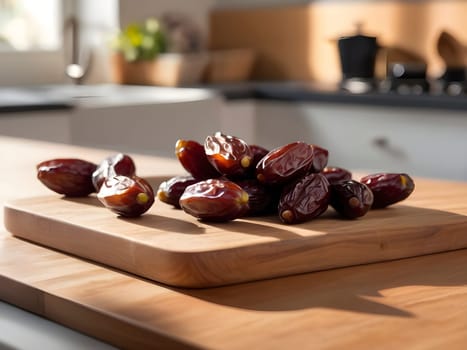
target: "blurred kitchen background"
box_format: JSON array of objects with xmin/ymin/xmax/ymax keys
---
[{"xmin": 1, "ymin": 0, "xmax": 467, "ymax": 181}]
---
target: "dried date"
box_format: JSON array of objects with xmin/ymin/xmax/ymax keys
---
[
  {"xmin": 360, "ymin": 173, "xmax": 415, "ymax": 208},
  {"xmin": 179, "ymin": 179, "xmax": 249, "ymax": 221},
  {"xmin": 204, "ymin": 132, "xmax": 253, "ymax": 178},
  {"xmin": 249, "ymin": 144, "xmax": 269, "ymax": 168},
  {"xmin": 310, "ymin": 144, "xmax": 329, "ymax": 173},
  {"xmin": 278, "ymin": 173, "xmax": 330, "ymax": 224},
  {"xmin": 236, "ymin": 179, "xmax": 279, "ymax": 216},
  {"xmin": 256, "ymin": 141, "xmax": 314, "ymax": 186},
  {"xmin": 92, "ymin": 153, "xmax": 136, "ymax": 191},
  {"xmin": 321, "ymin": 166, "xmax": 352, "ymax": 185},
  {"xmin": 157, "ymin": 175, "xmax": 199, "ymax": 208},
  {"xmin": 175, "ymin": 139, "xmax": 220, "ymax": 180},
  {"xmin": 37, "ymin": 158, "xmax": 97, "ymax": 197},
  {"xmin": 97, "ymin": 175, "xmax": 155, "ymax": 217},
  {"xmin": 330, "ymin": 180, "xmax": 373, "ymax": 219},
  {"xmin": 244, "ymin": 144, "xmax": 270, "ymax": 179}
]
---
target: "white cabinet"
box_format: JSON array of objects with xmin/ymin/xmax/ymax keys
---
[
  {"xmin": 69, "ymin": 97, "xmax": 224, "ymax": 157},
  {"xmin": 254, "ymin": 101, "xmax": 467, "ymax": 181},
  {"xmin": 219, "ymin": 99, "xmax": 256, "ymax": 143},
  {"xmin": 0, "ymin": 110, "xmax": 71, "ymax": 143}
]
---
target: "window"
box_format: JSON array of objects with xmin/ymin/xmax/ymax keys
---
[
  {"xmin": 0, "ymin": 0, "xmax": 119, "ymax": 86},
  {"xmin": 0, "ymin": 0, "xmax": 61, "ymax": 51}
]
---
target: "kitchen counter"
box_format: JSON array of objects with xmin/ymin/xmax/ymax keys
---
[
  {"xmin": 1, "ymin": 136, "xmax": 467, "ymax": 349},
  {"xmin": 3, "ymin": 82, "xmax": 467, "ymax": 113},
  {"xmin": 209, "ymin": 81, "xmax": 467, "ymax": 111}
]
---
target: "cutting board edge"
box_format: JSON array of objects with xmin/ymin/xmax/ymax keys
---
[
  {"xmin": 7, "ymin": 191, "xmax": 467, "ymax": 288},
  {"xmin": 7, "ymin": 198, "xmax": 467, "ymax": 288}
]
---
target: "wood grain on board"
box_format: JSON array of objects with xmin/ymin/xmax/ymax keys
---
[
  {"xmin": 1, "ymin": 231, "xmax": 467, "ymax": 350},
  {"xmin": 5, "ymin": 177, "xmax": 467, "ymax": 288}
]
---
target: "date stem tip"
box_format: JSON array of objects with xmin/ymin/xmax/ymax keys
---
[
  {"xmin": 240, "ymin": 191, "xmax": 249, "ymax": 204},
  {"xmin": 280, "ymin": 210, "xmax": 294, "ymax": 224},
  {"xmin": 136, "ymin": 192, "xmax": 150, "ymax": 205},
  {"xmin": 400, "ymin": 174, "xmax": 408, "ymax": 189},
  {"xmin": 348, "ymin": 197, "xmax": 361, "ymax": 208},
  {"xmin": 241, "ymin": 156, "xmax": 252, "ymax": 169}
]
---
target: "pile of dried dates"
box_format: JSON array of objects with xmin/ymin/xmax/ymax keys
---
[
  {"xmin": 158, "ymin": 131, "xmax": 415, "ymax": 223},
  {"xmin": 36, "ymin": 131, "xmax": 415, "ymax": 223}
]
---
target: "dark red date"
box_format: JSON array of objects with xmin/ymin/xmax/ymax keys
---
[
  {"xmin": 97, "ymin": 175, "xmax": 155, "ymax": 217},
  {"xmin": 92, "ymin": 153, "xmax": 136, "ymax": 191},
  {"xmin": 157, "ymin": 175, "xmax": 199, "ymax": 208},
  {"xmin": 249, "ymin": 144, "xmax": 269, "ymax": 168},
  {"xmin": 278, "ymin": 173, "xmax": 330, "ymax": 224},
  {"xmin": 310, "ymin": 144, "xmax": 329, "ymax": 173},
  {"xmin": 321, "ymin": 166, "xmax": 352, "ymax": 185},
  {"xmin": 179, "ymin": 179, "xmax": 249, "ymax": 221},
  {"xmin": 204, "ymin": 132, "xmax": 253, "ymax": 178},
  {"xmin": 256, "ymin": 141, "xmax": 314, "ymax": 186},
  {"xmin": 330, "ymin": 180, "xmax": 373, "ymax": 219},
  {"xmin": 243, "ymin": 144, "xmax": 270, "ymax": 179},
  {"xmin": 360, "ymin": 173, "xmax": 415, "ymax": 208},
  {"xmin": 236, "ymin": 179, "xmax": 279, "ymax": 216},
  {"xmin": 175, "ymin": 139, "xmax": 220, "ymax": 180},
  {"xmin": 37, "ymin": 158, "xmax": 97, "ymax": 197}
]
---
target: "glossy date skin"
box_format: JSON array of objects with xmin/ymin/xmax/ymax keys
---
[
  {"xmin": 179, "ymin": 179, "xmax": 249, "ymax": 222},
  {"xmin": 360, "ymin": 173, "xmax": 415, "ymax": 208},
  {"xmin": 97, "ymin": 175, "xmax": 155, "ymax": 217},
  {"xmin": 204, "ymin": 132, "xmax": 253, "ymax": 178},
  {"xmin": 92, "ymin": 153, "xmax": 136, "ymax": 191},
  {"xmin": 37, "ymin": 158, "xmax": 97, "ymax": 197},
  {"xmin": 157, "ymin": 175, "xmax": 199, "ymax": 208},
  {"xmin": 330, "ymin": 180, "xmax": 373, "ymax": 219},
  {"xmin": 175, "ymin": 139, "xmax": 220, "ymax": 180},
  {"xmin": 236, "ymin": 179, "xmax": 279, "ymax": 216},
  {"xmin": 321, "ymin": 166, "xmax": 352, "ymax": 185},
  {"xmin": 245, "ymin": 144, "xmax": 270, "ymax": 179},
  {"xmin": 249, "ymin": 144, "xmax": 269, "ymax": 168},
  {"xmin": 310, "ymin": 144, "xmax": 329, "ymax": 173},
  {"xmin": 278, "ymin": 173, "xmax": 330, "ymax": 224},
  {"xmin": 256, "ymin": 141, "xmax": 314, "ymax": 186}
]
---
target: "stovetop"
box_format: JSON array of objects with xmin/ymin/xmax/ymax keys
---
[{"xmin": 341, "ymin": 65, "xmax": 466, "ymax": 97}]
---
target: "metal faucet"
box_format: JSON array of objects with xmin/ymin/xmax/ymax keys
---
[{"xmin": 64, "ymin": 16, "xmax": 92, "ymax": 84}]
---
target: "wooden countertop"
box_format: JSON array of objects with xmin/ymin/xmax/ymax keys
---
[{"xmin": 1, "ymin": 136, "xmax": 467, "ymax": 349}]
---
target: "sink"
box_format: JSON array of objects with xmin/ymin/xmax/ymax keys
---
[
  {"xmin": 44, "ymin": 84, "xmax": 217, "ymax": 106},
  {"xmin": 0, "ymin": 84, "xmax": 218, "ymax": 111}
]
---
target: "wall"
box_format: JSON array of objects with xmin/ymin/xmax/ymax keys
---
[
  {"xmin": 119, "ymin": 0, "xmax": 216, "ymax": 47},
  {"xmin": 210, "ymin": 4, "xmax": 312, "ymax": 81},
  {"xmin": 210, "ymin": 0, "xmax": 467, "ymax": 84}
]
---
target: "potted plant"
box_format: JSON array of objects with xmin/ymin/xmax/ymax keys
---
[{"xmin": 110, "ymin": 17, "xmax": 209, "ymax": 87}]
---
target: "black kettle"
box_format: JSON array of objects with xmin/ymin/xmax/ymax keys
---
[{"xmin": 337, "ymin": 26, "xmax": 379, "ymax": 80}]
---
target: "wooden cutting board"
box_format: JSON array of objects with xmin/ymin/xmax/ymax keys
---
[{"xmin": 5, "ymin": 177, "xmax": 467, "ymax": 288}]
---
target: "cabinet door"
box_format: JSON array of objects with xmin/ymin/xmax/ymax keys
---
[
  {"xmin": 0, "ymin": 111, "xmax": 71, "ymax": 143},
  {"xmin": 255, "ymin": 102, "xmax": 467, "ymax": 181},
  {"xmin": 69, "ymin": 99, "xmax": 223, "ymax": 157},
  {"xmin": 220, "ymin": 100, "xmax": 256, "ymax": 144}
]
